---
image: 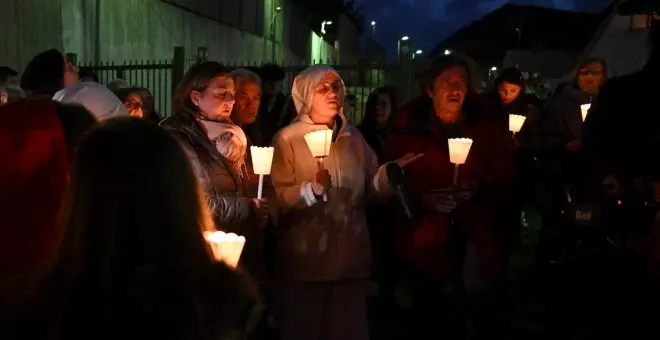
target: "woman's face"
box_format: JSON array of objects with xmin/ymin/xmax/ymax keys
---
[
  {"xmin": 310, "ymin": 72, "xmax": 344, "ymax": 122},
  {"xmin": 375, "ymin": 93, "xmax": 391, "ymax": 125},
  {"xmin": 191, "ymin": 76, "xmax": 235, "ymax": 121},
  {"xmin": 498, "ymin": 81, "xmax": 523, "ymax": 105},
  {"xmin": 577, "ymin": 61, "xmax": 605, "ymax": 94},
  {"xmin": 123, "ymin": 93, "xmax": 144, "ymax": 118},
  {"xmin": 428, "ymin": 65, "xmax": 468, "ymax": 115}
]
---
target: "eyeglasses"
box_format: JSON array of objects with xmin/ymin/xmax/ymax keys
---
[
  {"xmin": 579, "ymin": 69, "xmax": 604, "ymax": 76},
  {"xmin": 124, "ymin": 100, "xmax": 143, "ymax": 111}
]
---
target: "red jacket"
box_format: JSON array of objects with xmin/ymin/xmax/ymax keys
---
[
  {"xmin": 0, "ymin": 99, "xmax": 70, "ymax": 289},
  {"xmin": 382, "ymin": 93, "xmax": 515, "ymax": 280}
]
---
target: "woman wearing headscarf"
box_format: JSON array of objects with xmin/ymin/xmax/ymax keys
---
[
  {"xmin": 161, "ymin": 62, "xmax": 268, "ymax": 283},
  {"xmin": 270, "ymin": 65, "xmax": 419, "ymax": 340}
]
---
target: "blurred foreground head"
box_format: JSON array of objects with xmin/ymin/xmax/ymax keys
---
[
  {"xmin": 54, "ymin": 117, "xmax": 229, "ymax": 338},
  {"xmin": 0, "ymin": 98, "xmax": 95, "ymax": 304}
]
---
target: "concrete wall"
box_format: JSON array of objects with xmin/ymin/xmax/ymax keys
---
[
  {"xmin": 0, "ymin": 0, "xmax": 64, "ymax": 71},
  {"xmin": 2, "ymin": 0, "xmax": 339, "ymax": 72}
]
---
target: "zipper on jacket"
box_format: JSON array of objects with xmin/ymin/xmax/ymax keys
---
[{"xmin": 331, "ymin": 143, "xmax": 341, "ymax": 189}]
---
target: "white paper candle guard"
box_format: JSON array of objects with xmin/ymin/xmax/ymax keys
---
[
  {"xmin": 204, "ymin": 231, "xmax": 246, "ymax": 269},
  {"xmin": 580, "ymin": 104, "xmax": 591, "ymax": 122},
  {"xmin": 250, "ymin": 146, "xmax": 274, "ymax": 199},
  {"xmin": 448, "ymin": 138, "xmax": 473, "ymax": 185},
  {"xmin": 304, "ymin": 129, "xmax": 333, "ymax": 158},
  {"xmin": 304, "ymin": 129, "xmax": 333, "ymax": 201},
  {"xmin": 509, "ymin": 114, "xmax": 526, "ymax": 134}
]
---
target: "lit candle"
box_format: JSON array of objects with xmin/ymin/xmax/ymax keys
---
[
  {"xmin": 580, "ymin": 104, "xmax": 591, "ymax": 122},
  {"xmin": 304, "ymin": 129, "xmax": 333, "ymax": 201},
  {"xmin": 250, "ymin": 146, "xmax": 274, "ymax": 199},
  {"xmin": 448, "ymin": 138, "xmax": 473, "ymax": 185},
  {"xmin": 509, "ymin": 114, "xmax": 526, "ymax": 134},
  {"xmin": 203, "ymin": 231, "xmax": 246, "ymax": 269},
  {"xmin": 304, "ymin": 129, "xmax": 333, "ymax": 158}
]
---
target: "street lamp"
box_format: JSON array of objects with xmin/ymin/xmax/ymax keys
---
[
  {"xmin": 321, "ymin": 20, "xmax": 333, "ymax": 35},
  {"xmin": 371, "ymin": 20, "xmax": 376, "ymax": 36},
  {"xmin": 415, "ymin": 49, "xmax": 423, "ymax": 55},
  {"xmin": 397, "ymin": 36, "xmax": 411, "ymax": 62},
  {"xmin": 444, "ymin": 49, "xmax": 452, "ymax": 55},
  {"xmin": 491, "ymin": 66, "xmax": 497, "ymax": 71},
  {"xmin": 269, "ymin": 4, "xmax": 284, "ymax": 61}
]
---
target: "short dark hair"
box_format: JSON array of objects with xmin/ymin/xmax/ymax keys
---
[
  {"xmin": 0, "ymin": 66, "xmax": 18, "ymax": 83},
  {"xmin": 423, "ymin": 55, "xmax": 471, "ymax": 92},
  {"xmin": 21, "ymin": 49, "xmax": 66, "ymax": 96},
  {"xmin": 259, "ymin": 63, "xmax": 285, "ymax": 83}
]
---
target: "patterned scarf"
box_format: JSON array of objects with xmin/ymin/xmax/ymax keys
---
[{"xmin": 199, "ymin": 119, "xmax": 248, "ymax": 178}]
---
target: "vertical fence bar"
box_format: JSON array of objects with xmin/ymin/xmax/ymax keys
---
[{"xmin": 172, "ymin": 47, "xmax": 185, "ymax": 93}]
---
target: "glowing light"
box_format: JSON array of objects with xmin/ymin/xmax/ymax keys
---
[
  {"xmin": 250, "ymin": 146, "xmax": 275, "ymax": 199},
  {"xmin": 401, "ymin": 36, "xmax": 409, "ymax": 41},
  {"xmin": 581, "ymin": 104, "xmax": 591, "ymax": 122},
  {"xmin": 203, "ymin": 231, "xmax": 246, "ymax": 268},
  {"xmin": 509, "ymin": 114, "xmax": 527, "ymax": 134}
]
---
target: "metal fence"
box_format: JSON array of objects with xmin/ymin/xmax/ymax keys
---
[
  {"xmin": 79, "ymin": 59, "xmax": 174, "ymax": 116},
  {"xmin": 74, "ymin": 47, "xmax": 409, "ymax": 124}
]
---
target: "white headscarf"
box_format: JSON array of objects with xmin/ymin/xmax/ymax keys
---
[{"xmin": 291, "ymin": 65, "xmax": 346, "ymax": 118}]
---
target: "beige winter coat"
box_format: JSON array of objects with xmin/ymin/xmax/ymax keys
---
[{"xmin": 270, "ymin": 65, "xmax": 387, "ymax": 282}]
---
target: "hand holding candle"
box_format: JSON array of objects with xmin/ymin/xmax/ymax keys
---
[
  {"xmin": 203, "ymin": 231, "xmax": 246, "ymax": 268},
  {"xmin": 250, "ymin": 146, "xmax": 274, "ymax": 199},
  {"xmin": 580, "ymin": 104, "xmax": 591, "ymax": 122},
  {"xmin": 447, "ymin": 138, "xmax": 473, "ymax": 185},
  {"xmin": 304, "ymin": 129, "xmax": 333, "ymax": 201},
  {"xmin": 509, "ymin": 114, "xmax": 526, "ymax": 135}
]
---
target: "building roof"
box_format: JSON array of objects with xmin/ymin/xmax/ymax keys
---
[{"xmin": 429, "ymin": 4, "xmax": 608, "ymax": 67}]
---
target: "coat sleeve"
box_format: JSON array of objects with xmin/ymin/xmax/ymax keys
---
[
  {"xmin": 270, "ymin": 133, "xmax": 318, "ymax": 212},
  {"xmin": 358, "ymin": 131, "xmax": 390, "ymax": 203},
  {"xmin": 178, "ymin": 140, "xmax": 252, "ymax": 226}
]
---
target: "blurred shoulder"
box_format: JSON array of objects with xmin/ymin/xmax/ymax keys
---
[{"xmin": 272, "ymin": 118, "xmax": 304, "ymax": 144}]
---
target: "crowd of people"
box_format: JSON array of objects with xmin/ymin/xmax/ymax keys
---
[{"xmin": 2, "ymin": 23, "xmax": 660, "ymax": 340}]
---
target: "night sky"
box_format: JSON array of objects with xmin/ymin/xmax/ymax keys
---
[{"xmin": 359, "ymin": 0, "xmax": 614, "ymax": 56}]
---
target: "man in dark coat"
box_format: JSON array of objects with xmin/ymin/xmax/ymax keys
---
[{"xmin": 582, "ymin": 22, "xmax": 660, "ymax": 201}]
